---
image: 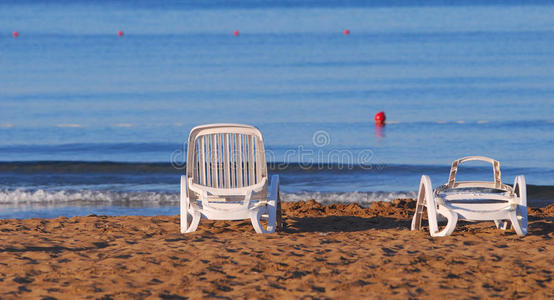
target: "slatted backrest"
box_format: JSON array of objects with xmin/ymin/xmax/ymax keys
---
[
  {"xmin": 447, "ymin": 156, "xmax": 503, "ymax": 190},
  {"xmin": 186, "ymin": 124, "xmax": 267, "ymax": 189}
]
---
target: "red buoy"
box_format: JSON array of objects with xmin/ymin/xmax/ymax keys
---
[
  {"xmin": 344, "ymin": 29, "xmax": 350, "ymax": 35},
  {"xmin": 233, "ymin": 30, "xmax": 239, "ymax": 36},
  {"xmin": 374, "ymin": 111, "xmax": 386, "ymax": 125},
  {"xmin": 118, "ymin": 30, "xmax": 124, "ymax": 37},
  {"xmin": 12, "ymin": 31, "xmax": 19, "ymax": 38}
]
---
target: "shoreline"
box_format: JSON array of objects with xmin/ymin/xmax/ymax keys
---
[
  {"xmin": 1, "ymin": 184, "xmax": 552, "ymax": 220},
  {"xmin": 0, "ymin": 199, "xmax": 552, "ymax": 298}
]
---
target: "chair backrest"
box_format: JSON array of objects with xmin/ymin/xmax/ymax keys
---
[
  {"xmin": 186, "ymin": 124, "xmax": 267, "ymax": 190},
  {"xmin": 447, "ymin": 156, "xmax": 508, "ymax": 190}
]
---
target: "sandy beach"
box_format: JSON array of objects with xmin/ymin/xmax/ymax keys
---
[{"xmin": 0, "ymin": 199, "xmax": 552, "ymax": 299}]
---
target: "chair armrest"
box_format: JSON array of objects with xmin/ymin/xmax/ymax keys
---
[{"xmin": 188, "ymin": 177, "xmax": 268, "ymax": 196}]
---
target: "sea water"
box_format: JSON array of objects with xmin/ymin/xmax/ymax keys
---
[{"xmin": 1, "ymin": 1, "xmax": 553, "ymax": 218}]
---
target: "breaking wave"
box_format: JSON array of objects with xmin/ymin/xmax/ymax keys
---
[{"xmin": 0, "ymin": 189, "xmax": 416, "ymax": 208}]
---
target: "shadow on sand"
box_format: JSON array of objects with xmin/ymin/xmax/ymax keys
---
[{"xmin": 285, "ymin": 215, "xmax": 410, "ymax": 233}]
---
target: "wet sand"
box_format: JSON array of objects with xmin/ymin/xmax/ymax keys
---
[{"xmin": 0, "ymin": 199, "xmax": 552, "ymax": 299}]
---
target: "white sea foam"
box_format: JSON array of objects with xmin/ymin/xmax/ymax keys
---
[
  {"xmin": 281, "ymin": 191, "xmax": 417, "ymax": 207},
  {"xmin": 0, "ymin": 189, "xmax": 416, "ymax": 208},
  {"xmin": 57, "ymin": 123, "xmax": 84, "ymax": 128},
  {"xmin": 0, "ymin": 189, "xmax": 177, "ymax": 206}
]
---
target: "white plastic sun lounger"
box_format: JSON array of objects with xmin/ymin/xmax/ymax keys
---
[
  {"xmin": 180, "ymin": 123, "xmax": 281, "ymax": 234},
  {"xmin": 411, "ymin": 156, "xmax": 527, "ymax": 237}
]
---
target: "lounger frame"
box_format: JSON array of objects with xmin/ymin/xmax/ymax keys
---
[{"xmin": 411, "ymin": 156, "xmax": 528, "ymax": 237}]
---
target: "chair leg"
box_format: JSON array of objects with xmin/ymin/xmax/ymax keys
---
[
  {"xmin": 269, "ymin": 175, "xmax": 283, "ymax": 232},
  {"xmin": 250, "ymin": 204, "xmax": 276, "ymax": 234},
  {"xmin": 180, "ymin": 203, "xmax": 188, "ymax": 234},
  {"xmin": 180, "ymin": 176, "xmax": 189, "ymax": 233},
  {"xmin": 276, "ymin": 191, "xmax": 283, "ymax": 232},
  {"xmin": 181, "ymin": 209, "xmax": 201, "ymax": 233},
  {"xmin": 180, "ymin": 175, "xmax": 201, "ymax": 233},
  {"xmin": 434, "ymin": 206, "xmax": 458, "ymax": 237},
  {"xmin": 185, "ymin": 211, "xmax": 201, "ymax": 233},
  {"xmin": 494, "ymin": 220, "xmax": 509, "ymax": 230},
  {"xmin": 510, "ymin": 175, "xmax": 528, "ymax": 236},
  {"xmin": 180, "ymin": 203, "xmax": 201, "ymax": 233},
  {"xmin": 416, "ymin": 175, "xmax": 458, "ymax": 237},
  {"xmin": 411, "ymin": 175, "xmax": 431, "ymax": 231}
]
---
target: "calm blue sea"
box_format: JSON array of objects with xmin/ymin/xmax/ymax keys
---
[{"xmin": 1, "ymin": 1, "xmax": 553, "ymax": 218}]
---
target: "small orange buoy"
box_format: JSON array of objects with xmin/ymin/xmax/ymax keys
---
[
  {"xmin": 12, "ymin": 31, "xmax": 19, "ymax": 38},
  {"xmin": 233, "ymin": 30, "xmax": 239, "ymax": 36},
  {"xmin": 344, "ymin": 29, "xmax": 350, "ymax": 35},
  {"xmin": 118, "ymin": 30, "xmax": 124, "ymax": 37},
  {"xmin": 374, "ymin": 111, "xmax": 386, "ymax": 125}
]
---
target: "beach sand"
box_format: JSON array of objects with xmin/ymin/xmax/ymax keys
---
[{"xmin": 0, "ymin": 199, "xmax": 552, "ymax": 299}]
